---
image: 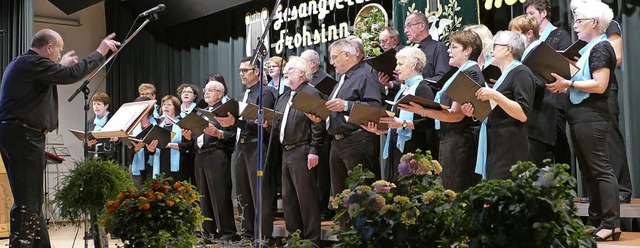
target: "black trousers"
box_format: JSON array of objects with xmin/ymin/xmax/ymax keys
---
[
  {"xmin": 329, "ymin": 132, "xmax": 380, "ymax": 197},
  {"xmin": 234, "ymin": 141, "xmax": 275, "ymax": 239},
  {"xmin": 439, "ymin": 127, "xmax": 481, "ymax": 192},
  {"xmin": 570, "ymin": 121, "xmax": 620, "ymax": 228},
  {"xmin": 281, "ymin": 145, "xmax": 321, "ymax": 246},
  {"xmin": 607, "ymin": 90, "xmax": 632, "ymax": 198},
  {"xmin": 316, "ymin": 135, "xmax": 332, "ymax": 211},
  {"xmin": 195, "ymin": 149, "xmax": 236, "ymax": 236},
  {"xmin": 528, "ymin": 138, "xmax": 555, "ymax": 166},
  {"xmin": 0, "ymin": 123, "xmax": 51, "ymax": 248}
]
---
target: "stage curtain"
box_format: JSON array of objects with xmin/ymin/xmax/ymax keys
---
[{"xmin": 0, "ymin": 0, "xmax": 34, "ymax": 95}]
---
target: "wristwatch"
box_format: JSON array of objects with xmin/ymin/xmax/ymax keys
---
[
  {"xmin": 343, "ymin": 101, "xmax": 349, "ymax": 112},
  {"xmin": 402, "ymin": 120, "xmax": 408, "ymax": 130}
]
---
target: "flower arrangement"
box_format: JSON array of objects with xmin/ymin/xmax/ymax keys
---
[
  {"xmin": 353, "ymin": 4, "xmax": 387, "ymax": 57},
  {"xmin": 332, "ymin": 150, "xmax": 457, "ymax": 248},
  {"xmin": 103, "ymin": 174, "xmax": 205, "ymax": 248},
  {"xmin": 452, "ymin": 160, "xmax": 596, "ymax": 247}
]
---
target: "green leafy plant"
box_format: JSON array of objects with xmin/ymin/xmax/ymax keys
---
[
  {"xmin": 103, "ymin": 174, "xmax": 205, "ymax": 248},
  {"xmin": 54, "ymin": 158, "xmax": 133, "ymax": 247},
  {"xmin": 452, "ymin": 160, "xmax": 597, "ymax": 248},
  {"xmin": 332, "ymin": 150, "xmax": 457, "ymax": 248},
  {"xmin": 354, "ymin": 6, "xmax": 386, "ymax": 57},
  {"xmin": 282, "ymin": 229, "xmax": 315, "ymax": 248}
]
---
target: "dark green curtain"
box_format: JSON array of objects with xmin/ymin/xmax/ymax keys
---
[{"xmin": 0, "ymin": 0, "xmax": 34, "ymax": 95}]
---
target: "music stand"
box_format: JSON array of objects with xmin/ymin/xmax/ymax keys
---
[{"xmin": 44, "ymin": 151, "xmax": 65, "ymax": 230}]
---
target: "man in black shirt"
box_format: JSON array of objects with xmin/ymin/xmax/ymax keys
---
[
  {"xmin": 300, "ymin": 49, "xmax": 335, "ymax": 220},
  {"xmin": 216, "ymin": 57, "xmax": 277, "ymax": 242},
  {"xmin": 403, "ymin": 12, "xmax": 451, "ymax": 83},
  {"xmin": 0, "ymin": 29, "xmax": 119, "ymax": 247},
  {"xmin": 325, "ymin": 38, "xmax": 384, "ymax": 198},
  {"xmin": 273, "ymin": 56, "xmax": 325, "ymax": 246}
]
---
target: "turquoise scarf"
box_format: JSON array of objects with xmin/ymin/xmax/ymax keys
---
[
  {"xmin": 159, "ymin": 120, "xmax": 182, "ymax": 173},
  {"xmin": 93, "ymin": 111, "xmax": 109, "ymax": 131},
  {"xmin": 383, "ymin": 75, "xmax": 423, "ymax": 159},
  {"xmin": 522, "ymin": 40, "xmax": 542, "ymax": 60},
  {"xmin": 179, "ymin": 103, "xmax": 196, "ymax": 118},
  {"xmin": 570, "ymin": 34, "xmax": 608, "ymax": 104},
  {"xmin": 434, "ymin": 60, "xmax": 478, "ymax": 129},
  {"xmin": 539, "ymin": 23, "xmax": 555, "ymax": 43},
  {"xmin": 268, "ymin": 77, "xmax": 286, "ymax": 95},
  {"xmin": 131, "ymin": 117, "xmax": 158, "ymax": 176},
  {"xmin": 474, "ymin": 60, "xmax": 522, "ymax": 178}
]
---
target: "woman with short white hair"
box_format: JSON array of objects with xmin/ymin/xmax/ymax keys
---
[
  {"xmin": 363, "ymin": 46, "xmax": 435, "ymax": 180},
  {"xmin": 461, "ymin": 30, "xmax": 536, "ymax": 180},
  {"xmin": 547, "ymin": 1, "xmax": 621, "ymax": 241}
]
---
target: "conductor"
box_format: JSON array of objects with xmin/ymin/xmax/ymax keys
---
[{"xmin": 0, "ymin": 29, "xmax": 119, "ymax": 247}]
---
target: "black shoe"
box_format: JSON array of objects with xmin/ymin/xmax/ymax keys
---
[
  {"xmin": 619, "ymin": 194, "xmax": 631, "ymax": 204},
  {"xmin": 593, "ymin": 227, "xmax": 622, "ymax": 241},
  {"xmin": 578, "ymin": 197, "xmax": 589, "ymax": 203},
  {"xmin": 321, "ymin": 209, "xmax": 335, "ymax": 221}
]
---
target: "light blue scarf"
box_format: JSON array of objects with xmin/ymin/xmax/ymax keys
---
[
  {"xmin": 131, "ymin": 117, "xmax": 158, "ymax": 176},
  {"xmin": 268, "ymin": 77, "xmax": 286, "ymax": 95},
  {"xmin": 434, "ymin": 60, "xmax": 478, "ymax": 129},
  {"xmin": 539, "ymin": 23, "xmax": 555, "ymax": 43},
  {"xmin": 159, "ymin": 120, "xmax": 182, "ymax": 173},
  {"xmin": 93, "ymin": 111, "xmax": 109, "ymax": 131},
  {"xmin": 179, "ymin": 103, "xmax": 196, "ymax": 118},
  {"xmin": 522, "ymin": 40, "xmax": 542, "ymax": 60},
  {"xmin": 483, "ymin": 55, "xmax": 493, "ymax": 69},
  {"xmin": 570, "ymin": 34, "xmax": 608, "ymax": 104},
  {"xmin": 474, "ymin": 60, "xmax": 522, "ymax": 179},
  {"xmin": 383, "ymin": 75, "xmax": 423, "ymax": 159}
]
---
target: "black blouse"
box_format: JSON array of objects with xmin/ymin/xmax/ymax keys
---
[
  {"xmin": 566, "ymin": 41, "xmax": 616, "ymax": 124},
  {"xmin": 487, "ymin": 64, "xmax": 537, "ymax": 127},
  {"xmin": 544, "ymin": 27, "xmax": 572, "ymax": 51}
]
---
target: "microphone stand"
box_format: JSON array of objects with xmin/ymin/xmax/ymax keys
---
[
  {"xmin": 248, "ymin": 0, "xmax": 281, "ymax": 247},
  {"xmin": 67, "ymin": 13, "xmax": 159, "ymax": 248}
]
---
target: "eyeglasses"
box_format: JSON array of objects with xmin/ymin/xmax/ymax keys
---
[
  {"xmin": 404, "ymin": 22, "xmax": 423, "ymax": 29},
  {"xmin": 379, "ymin": 36, "xmax": 397, "ymax": 44},
  {"xmin": 574, "ymin": 18, "xmax": 593, "ymax": 24},
  {"xmin": 285, "ymin": 67, "xmax": 300, "ymax": 72},
  {"xmin": 267, "ymin": 65, "xmax": 280, "ymax": 69},
  {"xmin": 140, "ymin": 92, "xmax": 154, "ymax": 97},
  {"xmin": 493, "ymin": 43, "xmax": 509, "ymax": 50},
  {"xmin": 204, "ymin": 88, "xmax": 223, "ymax": 93},
  {"xmin": 330, "ymin": 51, "xmax": 347, "ymax": 61},
  {"xmin": 238, "ymin": 68, "xmax": 256, "ymax": 74},
  {"xmin": 181, "ymin": 90, "xmax": 194, "ymax": 94}
]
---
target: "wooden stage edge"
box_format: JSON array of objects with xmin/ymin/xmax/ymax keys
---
[{"xmin": 576, "ymin": 198, "xmax": 640, "ymax": 218}]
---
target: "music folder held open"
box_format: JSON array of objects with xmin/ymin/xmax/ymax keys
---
[
  {"xmin": 425, "ymin": 67, "xmax": 457, "ymax": 91},
  {"xmin": 557, "ymin": 40, "xmax": 587, "ymax": 61},
  {"xmin": 91, "ymin": 100, "xmax": 156, "ymax": 139},
  {"xmin": 176, "ymin": 111, "xmax": 209, "ymax": 137},
  {"xmin": 128, "ymin": 125, "xmax": 175, "ymax": 149},
  {"xmin": 347, "ymin": 103, "xmax": 395, "ymax": 130},
  {"xmin": 482, "ymin": 64, "xmax": 501, "ymax": 84},
  {"xmin": 385, "ymin": 94, "xmax": 449, "ymax": 110},
  {"xmin": 312, "ymin": 76, "xmax": 338, "ymax": 96},
  {"xmin": 444, "ymin": 72, "xmax": 492, "ymax": 121},
  {"xmin": 291, "ymin": 92, "xmax": 330, "ymax": 120},
  {"xmin": 211, "ymin": 99, "xmax": 240, "ymax": 117},
  {"xmin": 68, "ymin": 129, "xmax": 110, "ymax": 142},
  {"xmin": 522, "ymin": 42, "xmax": 580, "ymax": 84},
  {"xmin": 364, "ymin": 48, "xmax": 397, "ymax": 79}
]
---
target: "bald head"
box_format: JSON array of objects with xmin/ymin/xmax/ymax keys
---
[{"xmin": 31, "ymin": 29, "xmax": 61, "ymax": 49}]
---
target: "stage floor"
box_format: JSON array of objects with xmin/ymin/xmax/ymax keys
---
[{"xmin": 0, "ymin": 223, "xmax": 639, "ymax": 247}]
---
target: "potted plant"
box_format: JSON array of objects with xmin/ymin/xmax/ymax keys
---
[
  {"xmin": 54, "ymin": 158, "xmax": 133, "ymax": 247},
  {"xmin": 103, "ymin": 174, "xmax": 205, "ymax": 247},
  {"xmin": 452, "ymin": 161, "xmax": 597, "ymax": 248}
]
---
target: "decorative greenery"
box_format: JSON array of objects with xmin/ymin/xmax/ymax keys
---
[
  {"xmin": 282, "ymin": 229, "xmax": 315, "ymax": 248},
  {"xmin": 332, "ymin": 150, "xmax": 457, "ymax": 248},
  {"xmin": 354, "ymin": 6, "xmax": 386, "ymax": 58},
  {"xmin": 103, "ymin": 174, "xmax": 205, "ymax": 248},
  {"xmin": 439, "ymin": 0, "xmax": 462, "ymax": 46},
  {"xmin": 452, "ymin": 160, "xmax": 597, "ymax": 248},
  {"xmin": 54, "ymin": 158, "xmax": 133, "ymax": 222}
]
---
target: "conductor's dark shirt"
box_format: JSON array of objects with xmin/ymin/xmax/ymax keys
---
[
  {"xmin": 327, "ymin": 61, "xmax": 384, "ymax": 136},
  {"xmin": 0, "ymin": 49, "xmax": 103, "ymax": 131}
]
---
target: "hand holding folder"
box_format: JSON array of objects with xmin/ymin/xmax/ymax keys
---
[
  {"xmin": 385, "ymin": 94, "xmax": 449, "ymax": 110},
  {"xmin": 364, "ymin": 49, "xmax": 397, "ymax": 79},
  {"xmin": 522, "ymin": 42, "xmax": 580, "ymax": 84},
  {"xmin": 444, "ymin": 72, "xmax": 492, "ymax": 121},
  {"xmin": 128, "ymin": 125, "xmax": 175, "ymax": 149},
  {"xmin": 176, "ymin": 111, "xmax": 209, "ymax": 137},
  {"xmin": 291, "ymin": 92, "xmax": 331, "ymax": 120},
  {"xmin": 347, "ymin": 103, "xmax": 395, "ymax": 130}
]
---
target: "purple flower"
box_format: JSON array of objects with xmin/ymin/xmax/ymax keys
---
[{"xmin": 398, "ymin": 160, "xmax": 413, "ymax": 176}]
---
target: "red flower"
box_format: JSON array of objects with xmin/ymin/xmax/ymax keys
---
[{"xmin": 173, "ymin": 181, "xmax": 183, "ymax": 189}]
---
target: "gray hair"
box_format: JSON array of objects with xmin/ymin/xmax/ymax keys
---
[
  {"xmin": 328, "ymin": 38, "xmax": 358, "ymax": 57},
  {"xmin": 205, "ymin": 80, "xmax": 224, "ymax": 92},
  {"xmin": 345, "ymin": 35, "xmax": 364, "ymax": 58},
  {"xmin": 464, "ymin": 24, "xmax": 494, "ymax": 60},
  {"xmin": 381, "ymin": 27, "xmax": 400, "ymax": 38},
  {"xmin": 396, "ymin": 46, "xmax": 427, "ymax": 73},
  {"xmin": 300, "ymin": 49, "xmax": 320, "ymax": 64},
  {"xmin": 570, "ymin": 0, "xmax": 601, "ymax": 12},
  {"xmin": 285, "ymin": 56, "xmax": 313, "ymax": 82},
  {"xmin": 574, "ymin": 1, "xmax": 613, "ymax": 34},
  {"xmin": 493, "ymin": 31, "xmax": 526, "ymax": 61}
]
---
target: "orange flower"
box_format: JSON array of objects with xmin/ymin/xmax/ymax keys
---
[
  {"xmin": 160, "ymin": 187, "xmax": 169, "ymax": 194},
  {"xmin": 184, "ymin": 185, "xmax": 192, "ymax": 191},
  {"xmin": 151, "ymin": 181, "xmax": 161, "ymax": 189},
  {"xmin": 138, "ymin": 202, "xmax": 151, "ymax": 211},
  {"xmin": 166, "ymin": 199, "xmax": 175, "ymax": 207},
  {"xmin": 117, "ymin": 192, "xmax": 126, "ymax": 200},
  {"xmin": 173, "ymin": 181, "xmax": 183, "ymax": 189},
  {"xmin": 155, "ymin": 192, "xmax": 164, "ymax": 200},
  {"xmin": 162, "ymin": 180, "xmax": 170, "ymax": 186}
]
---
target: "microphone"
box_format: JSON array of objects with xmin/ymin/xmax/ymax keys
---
[{"xmin": 138, "ymin": 4, "xmax": 166, "ymax": 17}]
